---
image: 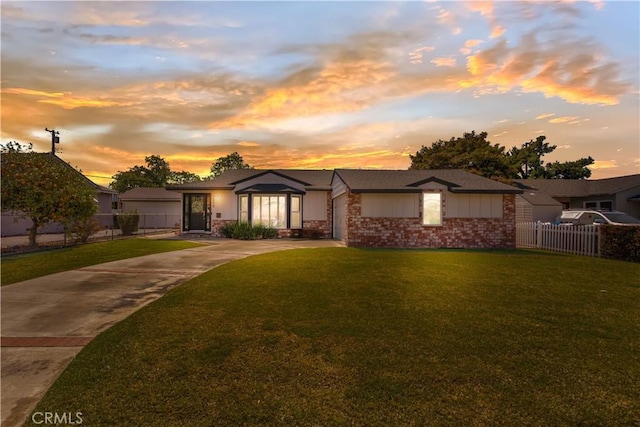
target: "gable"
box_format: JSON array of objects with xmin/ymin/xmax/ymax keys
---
[{"xmin": 234, "ymin": 172, "xmax": 307, "ymax": 193}]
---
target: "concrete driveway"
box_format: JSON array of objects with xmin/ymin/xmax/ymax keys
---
[{"xmin": 1, "ymin": 237, "xmax": 342, "ymax": 427}]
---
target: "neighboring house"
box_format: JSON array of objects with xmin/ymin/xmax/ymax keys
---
[
  {"xmin": 168, "ymin": 168, "xmax": 522, "ymax": 249},
  {"xmin": 119, "ymin": 187, "xmax": 182, "ymax": 229},
  {"xmin": 1, "ymin": 153, "xmax": 118, "ymax": 237},
  {"xmin": 515, "ymin": 174, "xmax": 640, "ymax": 219},
  {"xmin": 515, "ymin": 191, "xmax": 563, "ymax": 223}
]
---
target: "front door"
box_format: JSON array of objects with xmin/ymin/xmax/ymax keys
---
[{"xmin": 184, "ymin": 194, "xmax": 210, "ymax": 231}]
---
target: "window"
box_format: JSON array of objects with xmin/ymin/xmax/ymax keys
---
[
  {"xmin": 252, "ymin": 195, "xmax": 287, "ymax": 228},
  {"xmin": 239, "ymin": 195, "xmax": 248, "ymax": 222},
  {"xmin": 584, "ymin": 200, "xmax": 613, "ymax": 211},
  {"xmin": 290, "ymin": 195, "xmax": 302, "ymax": 229},
  {"xmin": 423, "ymin": 192, "xmax": 442, "ymax": 226}
]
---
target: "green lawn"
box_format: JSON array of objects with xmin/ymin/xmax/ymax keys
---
[
  {"xmin": 1, "ymin": 238, "xmax": 204, "ymax": 285},
  {"xmin": 30, "ymin": 248, "xmax": 640, "ymax": 426}
]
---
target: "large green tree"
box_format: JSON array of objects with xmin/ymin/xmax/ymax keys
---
[
  {"xmin": 110, "ymin": 155, "xmax": 200, "ymax": 193},
  {"xmin": 409, "ymin": 131, "xmax": 513, "ymax": 180},
  {"xmin": 410, "ymin": 131, "xmax": 594, "ymax": 180},
  {"xmin": 545, "ymin": 157, "xmax": 595, "ymax": 179},
  {"xmin": 506, "ymin": 135, "xmax": 556, "ymax": 179},
  {"xmin": 209, "ymin": 152, "xmax": 252, "ymax": 178},
  {"xmin": 1, "ymin": 150, "xmax": 98, "ymax": 246}
]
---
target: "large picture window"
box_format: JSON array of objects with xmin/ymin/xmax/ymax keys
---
[
  {"xmin": 423, "ymin": 192, "xmax": 442, "ymax": 226},
  {"xmin": 252, "ymin": 195, "xmax": 287, "ymax": 228}
]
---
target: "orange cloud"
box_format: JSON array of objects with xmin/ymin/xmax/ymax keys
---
[
  {"xmin": 591, "ymin": 160, "xmax": 617, "ymax": 169},
  {"xmin": 431, "ymin": 57, "xmax": 457, "ymax": 68},
  {"xmin": 535, "ymin": 113, "xmax": 555, "ymax": 120},
  {"xmin": 3, "ymin": 87, "xmax": 132, "ymax": 109},
  {"xmin": 460, "ymin": 36, "xmax": 628, "ymax": 105},
  {"xmin": 214, "ymin": 60, "xmax": 395, "ymax": 129},
  {"xmin": 3, "ymin": 88, "xmax": 64, "ymax": 98}
]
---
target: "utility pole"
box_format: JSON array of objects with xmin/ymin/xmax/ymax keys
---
[{"xmin": 45, "ymin": 128, "xmax": 60, "ymax": 155}]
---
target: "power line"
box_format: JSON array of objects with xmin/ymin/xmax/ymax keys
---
[{"xmin": 84, "ymin": 174, "xmax": 113, "ymax": 179}]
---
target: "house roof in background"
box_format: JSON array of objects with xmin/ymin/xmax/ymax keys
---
[
  {"xmin": 334, "ymin": 169, "xmax": 522, "ymax": 194},
  {"xmin": 518, "ymin": 190, "xmax": 563, "ymax": 206},
  {"xmin": 119, "ymin": 187, "xmax": 181, "ymax": 201},
  {"xmin": 3, "ymin": 152, "xmax": 117, "ymax": 194},
  {"xmin": 515, "ymin": 174, "xmax": 640, "ymax": 198}
]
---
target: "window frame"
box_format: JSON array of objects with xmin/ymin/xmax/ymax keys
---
[{"xmin": 422, "ymin": 192, "xmax": 443, "ymax": 226}]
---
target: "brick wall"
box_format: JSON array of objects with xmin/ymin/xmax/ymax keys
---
[{"xmin": 344, "ymin": 192, "xmax": 517, "ymax": 249}]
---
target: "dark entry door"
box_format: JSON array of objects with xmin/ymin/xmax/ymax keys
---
[{"xmin": 184, "ymin": 194, "xmax": 210, "ymax": 231}]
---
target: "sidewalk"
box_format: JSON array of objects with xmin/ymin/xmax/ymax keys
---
[{"xmin": 1, "ymin": 238, "xmax": 342, "ymax": 427}]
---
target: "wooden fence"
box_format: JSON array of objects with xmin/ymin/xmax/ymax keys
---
[{"xmin": 516, "ymin": 222, "xmax": 601, "ymax": 257}]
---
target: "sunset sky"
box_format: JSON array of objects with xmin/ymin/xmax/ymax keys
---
[{"xmin": 1, "ymin": 1, "xmax": 638, "ymax": 187}]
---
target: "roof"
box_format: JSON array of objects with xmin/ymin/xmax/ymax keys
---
[
  {"xmin": 3, "ymin": 152, "xmax": 117, "ymax": 194},
  {"xmin": 515, "ymin": 174, "xmax": 640, "ymax": 197},
  {"xmin": 517, "ymin": 190, "xmax": 562, "ymax": 206},
  {"xmin": 167, "ymin": 169, "xmax": 334, "ymax": 191},
  {"xmin": 119, "ymin": 187, "xmax": 181, "ymax": 201},
  {"xmin": 334, "ymin": 169, "xmax": 522, "ymax": 194}
]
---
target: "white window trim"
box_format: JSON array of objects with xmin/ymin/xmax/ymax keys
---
[{"xmin": 422, "ymin": 192, "xmax": 443, "ymax": 226}]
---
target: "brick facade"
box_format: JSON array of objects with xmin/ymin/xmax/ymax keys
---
[{"xmin": 344, "ymin": 192, "xmax": 517, "ymax": 249}]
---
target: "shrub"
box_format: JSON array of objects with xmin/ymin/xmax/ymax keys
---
[
  {"xmin": 66, "ymin": 216, "xmax": 102, "ymax": 243},
  {"xmin": 600, "ymin": 225, "xmax": 640, "ymax": 263},
  {"xmin": 117, "ymin": 210, "xmax": 140, "ymax": 236},
  {"xmin": 221, "ymin": 222, "xmax": 277, "ymax": 240}
]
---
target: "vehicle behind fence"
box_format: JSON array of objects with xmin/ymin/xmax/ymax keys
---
[{"xmin": 516, "ymin": 222, "xmax": 600, "ymax": 257}]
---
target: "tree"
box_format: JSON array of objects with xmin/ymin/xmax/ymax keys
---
[
  {"xmin": 168, "ymin": 171, "xmax": 202, "ymax": 185},
  {"xmin": 1, "ymin": 141, "xmax": 33, "ymax": 153},
  {"xmin": 1, "ymin": 152, "xmax": 97, "ymax": 246},
  {"xmin": 409, "ymin": 131, "xmax": 513, "ymax": 180},
  {"xmin": 545, "ymin": 157, "xmax": 594, "ymax": 179},
  {"xmin": 110, "ymin": 155, "xmax": 200, "ymax": 193},
  {"xmin": 410, "ymin": 131, "xmax": 594, "ymax": 181},
  {"xmin": 506, "ymin": 135, "xmax": 556, "ymax": 179},
  {"xmin": 209, "ymin": 152, "xmax": 252, "ymax": 178}
]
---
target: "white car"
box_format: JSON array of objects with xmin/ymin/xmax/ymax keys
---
[{"xmin": 555, "ymin": 210, "xmax": 640, "ymax": 226}]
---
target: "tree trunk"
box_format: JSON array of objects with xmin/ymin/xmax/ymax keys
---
[{"xmin": 28, "ymin": 221, "xmax": 38, "ymax": 247}]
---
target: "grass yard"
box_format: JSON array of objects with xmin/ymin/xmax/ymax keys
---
[
  {"xmin": 30, "ymin": 248, "xmax": 640, "ymax": 426},
  {"xmin": 1, "ymin": 238, "xmax": 204, "ymax": 285}
]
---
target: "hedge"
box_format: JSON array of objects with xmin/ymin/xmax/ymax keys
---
[{"xmin": 600, "ymin": 225, "xmax": 640, "ymax": 263}]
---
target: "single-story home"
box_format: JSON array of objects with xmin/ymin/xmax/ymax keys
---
[
  {"xmin": 515, "ymin": 174, "xmax": 640, "ymax": 219},
  {"xmin": 119, "ymin": 187, "xmax": 182, "ymax": 229},
  {"xmin": 167, "ymin": 169, "xmax": 522, "ymax": 249},
  {"xmin": 1, "ymin": 153, "xmax": 118, "ymax": 236},
  {"xmin": 515, "ymin": 190, "xmax": 563, "ymax": 223}
]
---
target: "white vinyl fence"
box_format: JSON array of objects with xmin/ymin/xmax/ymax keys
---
[{"xmin": 516, "ymin": 222, "xmax": 601, "ymax": 257}]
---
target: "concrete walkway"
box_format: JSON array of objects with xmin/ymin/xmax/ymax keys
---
[{"xmin": 1, "ymin": 237, "xmax": 342, "ymax": 427}]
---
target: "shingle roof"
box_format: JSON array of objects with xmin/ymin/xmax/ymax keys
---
[
  {"xmin": 334, "ymin": 169, "xmax": 522, "ymax": 194},
  {"xmin": 518, "ymin": 190, "xmax": 563, "ymax": 206},
  {"xmin": 167, "ymin": 169, "xmax": 334, "ymax": 191},
  {"xmin": 515, "ymin": 174, "xmax": 640, "ymax": 197},
  {"xmin": 3, "ymin": 152, "xmax": 117, "ymax": 194},
  {"xmin": 119, "ymin": 187, "xmax": 181, "ymax": 201}
]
